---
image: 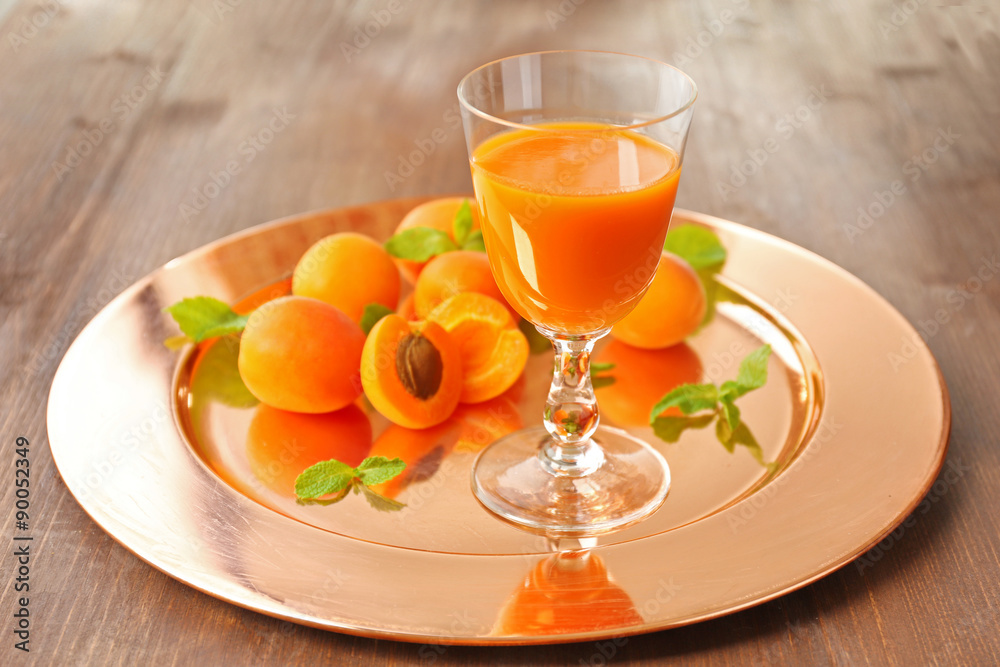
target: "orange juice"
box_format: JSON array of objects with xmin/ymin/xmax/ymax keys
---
[{"xmin": 471, "ymin": 122, "xmax": 681, "ymax": 334}]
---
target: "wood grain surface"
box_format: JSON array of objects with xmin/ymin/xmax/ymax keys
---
[{"xmin": 2, "ymin": 1, "xmax": 998, "ymax": 664}]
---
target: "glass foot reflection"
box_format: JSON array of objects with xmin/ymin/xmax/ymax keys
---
[{"xmin": 471, "ymin": 425, "xmax": 670, "ymax": 537}]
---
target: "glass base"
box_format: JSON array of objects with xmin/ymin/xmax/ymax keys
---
[{"xmin": 471, "ymin": 425, "xmax": 670, "ymax": 538}]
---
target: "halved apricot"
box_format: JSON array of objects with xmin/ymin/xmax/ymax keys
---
[
  {"xmin": 393, "ymin": 197, "xmax": 480, "ymax": 283},
  {"xmin": 425, "ymin": 292, "xmax": 528, "ymax": 404},
  {"xmin": 360, "ymin": 314, "xmax": 462, "ymax": 428},
  {"xmin": 612, "ymin": 251, "xmax": 706, "ymax": 349},
  {"xmin": 292, "ymin": 232, "xmax": 401, "ymax": 325},
  {"xmin": 238, "ymin": 296, "xmax": 365, "ymax": 413},
  {"xmin": 413, "ymin": 250, "xmax": 518, "ymax": 321},
  {"xmin": 366, "ymin": 420, "xmax": 460, "ymax": 499},
  {"xmin": 245, "ymin": 403, "xmax": 373, "ymax": 497},
  {"xmin": 594, "ymin": 340, "xmax": 703, "ymax": 426}
]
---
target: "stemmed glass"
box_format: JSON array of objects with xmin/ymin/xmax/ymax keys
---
[{"xmin": 458, "ymin": 51, "xmax": 696, "ymax": 536}]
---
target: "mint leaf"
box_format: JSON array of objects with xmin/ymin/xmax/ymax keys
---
[
  {"xmin": 384, "ymin": 227, "xmax": 458, "ymax": 261},
  {"xmin": 652, "ymin": 413, "xmax": 715, "ymax": 443},
  {"xmin": 735, "ymin": 344, "xmax": 772, "ymax": 394},
  {"xmin": 665, "ymin": 224, "xmax": 727, "ymax": 270},
  {"xmin": 164, "ymin": 296, "xmax": 249, "ymax": 342},
  {"xmin": 452, "ymin": 200, "xmax": 473, "ymax": 246},
  {"xmin": 294, "ymin": 460, "xmax": 356, "ymax": 500},
  {"xmin": 649, "ymin": 383, "xmax": 719, "ymax": 423},
  {"xmin": 358, "ymin": 484, "xmax": 406, "ymax": 512},
  {"xmin": 518, "ymin": 318, "xmax": 551, "ymax": 355},
  {"xmin": 461, "ymin": 229, "xmax": 486, "ymax": 252},
  {"xmin": 590, "ymin": 362, "xmax": 616, "ymax": 373},
  {"xmin": 354, "ymin": 456, "xmax": 406, "ymax": 486},
  {"xmin": 296, "ymin": 487, "xmax": 351, "ymax": 506},
  {"xmin": 360, "ymin": 303, "xmax": 395, "ymax": 335},
  {"xmin": 720, "ymin": 397, "xmax": 740, "ymax": 431},
  {"xmin": 726, "ymin": 421, "xmax": 778, "ymax": 473}
]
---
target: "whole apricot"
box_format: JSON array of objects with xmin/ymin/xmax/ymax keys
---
[
  {"xmin": 360, "ymin": 314, "xmax": 463, "ymax": 429},
  {"xmin": 292, "ymin": 232, "xmax": 401, "ymax": 324},
  {"xmin": 393, "ymin": 197, "xmax": 479, "ymax": 283},
  {"xmin": 238, "ymin": 296, "xmax": 365, "ymax": 413},
  {"xmin": 612, "ymin": 251, "xmax": 706, "ymax": 349},
  {"xmin": 414, "ymin": 250, "xmax": 517, "ymax": 320},
  {"xmin": 245, "ymin": 403, "xmax": 373, "ymax": 497}
]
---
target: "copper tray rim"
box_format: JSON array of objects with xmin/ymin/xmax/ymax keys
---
[{"xmin": 46, "ymin": 200, "xmax": 952, "ymax": 646}]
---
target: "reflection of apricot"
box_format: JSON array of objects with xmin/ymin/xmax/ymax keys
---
[
  {"xmin": 414, "ymin": 250, "xmax": 517, "ymax": 321},
  {"xmin": 394, "ymin": 197, "xmax": 479, "ymax": 283},
  {"xmin": 595, "ymin": 340, "xmax": 702, "ymax": 426},
  {"xmin": 426, "ymin": 293, "xmax": 528, "ymax": 404},
  {"xmin": 497, "ymin": 551, "xmax": 642, "ymax": 635},
  {"xmin": 360, "ymin": 314, "xmax": 462, "ymax": 428},
  {"xmin": 366, "ymin": 421, "xmax": 460, "ymax": 499},
  {"xmin": 246, "ymin": 404, "xmax": 372, "ymax": 497},
  {"xmin": 233, "ymin": 278, "xmax": 292, "ymax": 314},
  {"xmin": 238, "ymin": 296, "xmax": 365, "ymax": 413},
  {"xmin": 452, "ymin": 395, "xmax": 522, "ymax": 452},
  {"xmin": 612, "ymin": 251, "xmax": 706, "ymax": 349},
  {"xmin": 292, "ymin": 232, "xmax": 401, "ymax": 325}
]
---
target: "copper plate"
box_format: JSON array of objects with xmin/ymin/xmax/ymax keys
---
[{"xmin": 47, "ymin": 200, "xmax": 950, "ymax": 645}]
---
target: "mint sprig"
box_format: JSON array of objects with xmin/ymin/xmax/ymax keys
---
[
  {"xmin": 650, "ymin": 345, "xmax": 777, "ymax": 472},
  {"xmin": 295, "ymin": 456, "xmax": 406, "ymax": 512},
  {"xmin": 384, "ymin": 199, "xmax": 484, "ymax": 261},
  {"xmin": 163, "ymin": 296, "xmax": 249, "ymax": 344}
]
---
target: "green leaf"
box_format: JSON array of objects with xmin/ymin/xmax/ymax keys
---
[
  {"xmin": 590, "ymin": 362, "xmax": 616, "ymax": 374},
  {"xmin": 461, "ymin": 229, "xmax": 486, "ymax": 252},
  {"xmin": 354, "ymin": 456, "xmax": 406, "ymax": 486},
  {"xmin": 164, "ymin": 335, "xmax": 192, "ymax": 350},
  {"xmin": 720, "ymin": 397, "xmax": 740, "ymax": 431},
  {"xmin": 384, "ymin": 227, "xmax": 458, "ymax": 261},
  {"xmin": 359, "ymin": 303, "xmax": 395, "ymax": 335},
  {"xmin": 649, "ymin": 383, "xmax": 719, "ymax": 423},
  {"xmin": 295, "ymin": 486, "xmax": 351, "ymax": 506},
  {"xmin": 294, "ymin": 460, "xmax": 356, "ymax": 500},
  {"xmin": 734, "ymin": 344, "xmax": 772, "ymax": 394},
  {"xmin": 726, "ymin": 421, "xmax": 779, "ymax": 473},
  {"xmin": 452, "ymin": 200, "xmax": 474, "ymax": 246},
  {"xmin": 716, "ymin": 413, "xmax": 735, "ymax": 451},
  {"xmin": 652, "ymin": 413, "xmax": 715, "ymax": 443},
  {"xmin": 518, "ymin": 318, "xmax": 551, "ymax": 355},
  {"xmin": 359, "ymin": 484, "xmax": 406, "ymax": 512},
  {"xmin": 163, "ymin": 296, "xmax": 249, "ymax": 343},
  {"xmin": 665, "ymin": 224, "xmax": 727, "ymax": 270}
]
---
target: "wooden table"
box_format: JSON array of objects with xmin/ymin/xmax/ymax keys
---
[{"xmin": 3, "ymin": 1, "xmax": 998, "ymax": 664}]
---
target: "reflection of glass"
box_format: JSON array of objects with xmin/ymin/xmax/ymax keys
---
[
  {"xmin": 458, "ymin": 51, "xmax": 697, "ymax": 535},
  {"xmin": 496, "ymin": 550, "xmax": 641, "ymax": 635}
]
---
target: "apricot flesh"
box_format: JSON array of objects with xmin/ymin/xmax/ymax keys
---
[
  {"xmin": 238, "ymin": 296, "xmax": 365, "ymax": 413},
  {"xmin": 360, "ymin": 314, "xmax": 462, "ymax": 428},
  {"xmin": 426, "ymin": 293, "xmax": 528, "ymax": 404}
]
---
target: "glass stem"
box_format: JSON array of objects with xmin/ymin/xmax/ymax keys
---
[{"xmin": 539, "ymin": 329, "xmax": 607, "ymax": 477}]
